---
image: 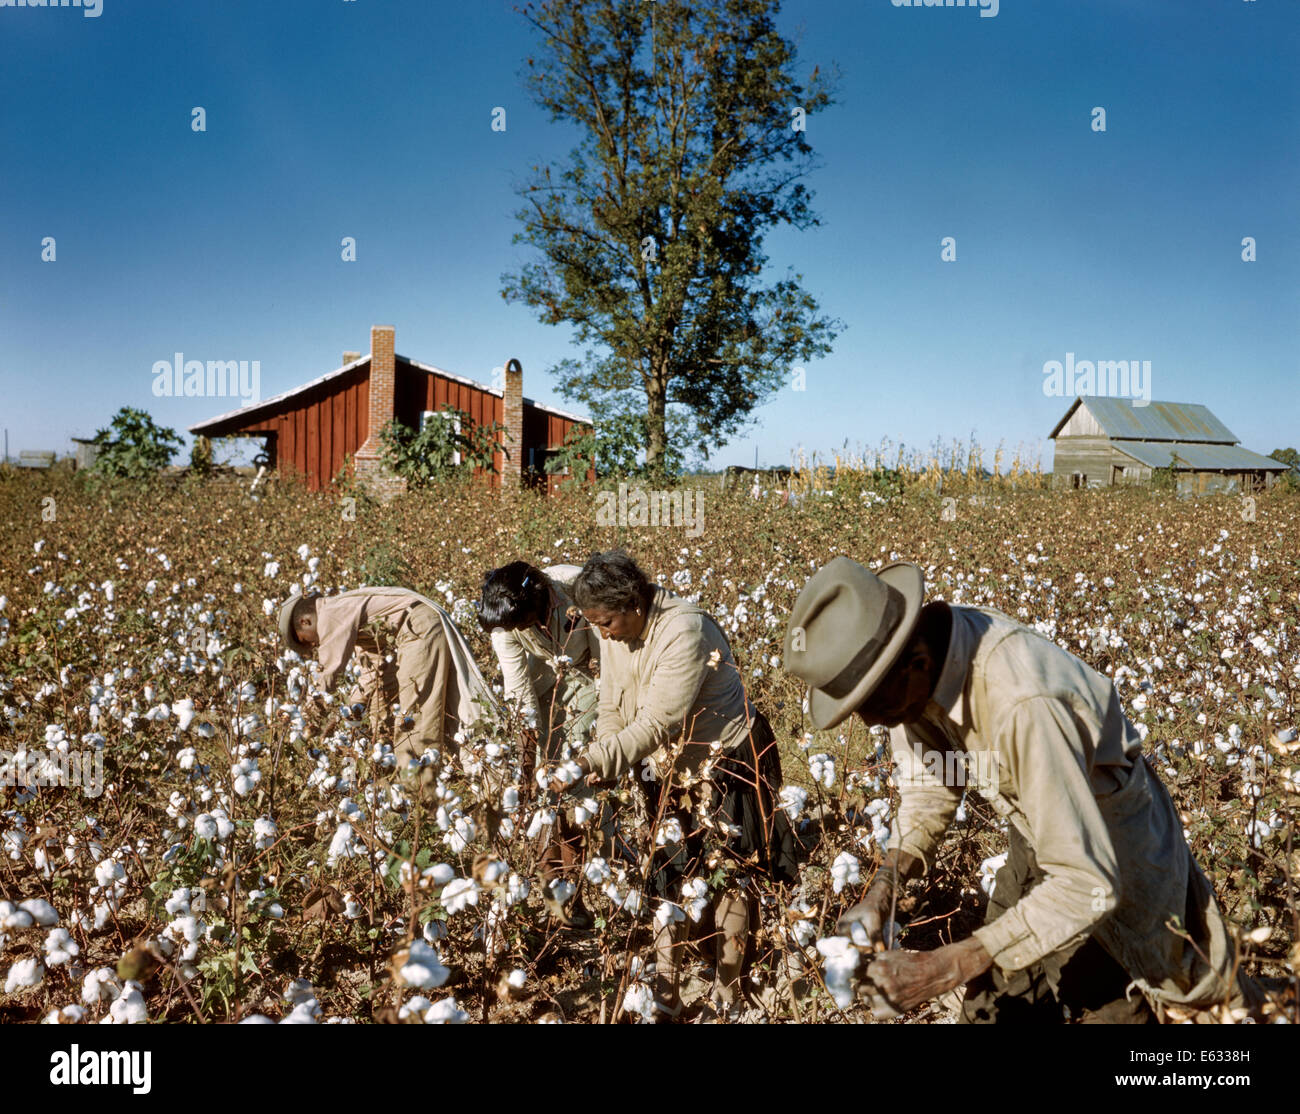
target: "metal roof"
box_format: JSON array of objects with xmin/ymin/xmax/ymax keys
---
[
  {"xmin": 1049, "ymin": 398, "xmax": 1238, "ymax": 442},
  {"xmin": 1111, "ymin": 440, "xmax": 1288, "ymax": 472},
  {"xmin": 189, "ymin": 354, "xmax": 590, "ymax": 434}
]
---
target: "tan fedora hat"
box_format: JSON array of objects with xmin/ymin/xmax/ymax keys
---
[
  {"xmin": 783, "ymin": 557, "xmax": 925, "ymax": 730},
  {"xmin": 278, "ymin": 590, "xmax": 319, "ymax": 657}
]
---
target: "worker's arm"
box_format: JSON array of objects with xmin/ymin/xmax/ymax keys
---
[
  {"xmin": 969, "ymin": 695, "xmax": 1122, "ymax": 972},
  {"xmin": 584, "ymin": 624, "xmax": 710, "ymax": 780},
  {"xmin": 887, "ymin": 723, "xmax": 964, "ymax": 874},
  {"xmin": 491, "ymin": 627, "xmax": 541, "ymax": 727}
]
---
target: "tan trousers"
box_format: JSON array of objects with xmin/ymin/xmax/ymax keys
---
[{"xmin": 361, "ymin": 605, "xmax": 459, "ymax": 772}]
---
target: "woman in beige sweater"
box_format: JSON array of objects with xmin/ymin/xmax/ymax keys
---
[{"xmin": 552, "ymin": 551, "xmax": 797, "ymax": 1021}]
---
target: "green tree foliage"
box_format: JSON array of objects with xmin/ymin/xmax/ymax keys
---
[
  {"xmin": 90, "ymin": 407, "xmax": 183, "ymax": 479},
  {"xmin": 378, "ymin": 408, "xmax": 506, "ymax": 490},
  {"xmin": 503, "ymin": 0, "xmax": 841, "ymax": 477},
  {"xmin": 546, "ymin": 411, "xmax": 686, "ymax": 484},
  {"xmin": 1270, "ymin": 447, "xmax": 1300, "ymax": 492}
]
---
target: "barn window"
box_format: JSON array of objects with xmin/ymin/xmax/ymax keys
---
[
  {"xmin": 1072, "ymin": 472, "xmax": 1086, "ymax": 489},
  {"xmin": 421, "ymin": 410, "xmax": 462, "ymax": 466}
]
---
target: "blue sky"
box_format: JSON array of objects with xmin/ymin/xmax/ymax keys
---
[{"xmin": 2, "ymin": 0, "xmax": 1296, "ymax": 471}]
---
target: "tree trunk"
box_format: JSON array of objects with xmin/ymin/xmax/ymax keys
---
[{"xmin": 644, "ymin": 370, "xmax": 668, "ymax": 479}]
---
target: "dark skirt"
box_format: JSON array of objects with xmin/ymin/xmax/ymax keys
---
[{"xmin": 645, "ymin": 711, "xmax": 800, "ymax": 899}]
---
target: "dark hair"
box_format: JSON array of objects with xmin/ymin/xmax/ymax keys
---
[
  {"xmin": 572, "ymin": 550, "xmax": 654, "ymax": 614},
  {"xmin": 478, "ymin": 561, "xmax": 549, "ymax": 632}
]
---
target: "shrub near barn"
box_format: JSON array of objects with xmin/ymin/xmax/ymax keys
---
[{"xmin": 0, "ymin": 468, "xmax": 1295, "ymax": 1023}]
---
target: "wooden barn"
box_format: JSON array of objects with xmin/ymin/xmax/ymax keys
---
[
  {"xmin": 1049, "ymin": 398, "xmax": 1288, "ymax": 493},
  {"xmin": 188, "ymin": 325, "xmax": 590, "ymax": 495}
]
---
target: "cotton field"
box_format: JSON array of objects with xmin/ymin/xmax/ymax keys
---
[{"xmin": 0, "ymin": 470, "xmax": 1296, "ymax": 1023}]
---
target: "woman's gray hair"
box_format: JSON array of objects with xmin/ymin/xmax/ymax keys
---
[{"xmin": 573, "ymin": 550, "xmax": 654, "ymax": 614}]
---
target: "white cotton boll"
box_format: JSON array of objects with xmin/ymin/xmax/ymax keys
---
[
  {"xmin": 422, "ymin": 920, "xmax": 448, "ymax": 945},
  {"xmin": 479, "ymin": 859, "xmax": 508, "ymax": 885},
  {"xmin": 442, "ymin": 878, "xmax": 480, "ymax": 915},
  {"xmin": 172, "ymin": 698, "xmax": 195, "ymax": 732},
  {"xmin": 501, "ymin": 786, "xmax": 519, "ymax": 812},
  {"xmin": 525, "ymin": 809, "xmax": 555, "ymax": 840},
  {"xmin": 424, "ymin": 997, "xmax": 469, "ymax": 1024},
  {"xmin": 978, "ymin": 851, "xmax": 1008, "ymax": 897},
  {"xmin": 44, "ymin": 928, "xmax": 79, "ymax": 966},
  {"xmin": 446, "ymin": 816, "xmax": 477, "ymax": 854},
  {"xmin": 0, "ymin": 901, "xmax": 35, "ymax": 930},
  {"xmin": 809, "ymin": 753, "xmax": 835, "ymax": 788},
  {"xmin": 653, "ymin": 901, "xmax": 685, "ymax": 930},
  {"xmin": 280, "ymin": 1000, "xmax": 321, "ymax": 1025},
  {"xmin": 681, "ymin": 878, "xmax": 710, "ymax": 923},
  {"xmin": 507, "ymin": 969, "xmax": 527, "ymax": 990},
  {"xmin": 553, "ymin": 760, "xmax": 583, "ymax": 788},
  {"xmin": 239, "ymin": 1014, "xmax": 275, "ymax": 1024},
  {"xmin": 779, "ymin": 785, "xmax": 808, "ymax": 822},
  {"xmin": 397, "ymin": 939, "xmax": 450, "ymax": 990},
  {"xmin": 548, "ymin": 878, "xmax": 576, "ymax": 905},
  {"xmin": 82, "ymin": 967, "xmax": 120, "ymax": 1008},
  {"xmin": 253, "ymin": 817, "xmax": 277, "ymax": 850},
  {"xmin": 193, "ymin": 814, "xmax": 218, "ymax": 841},
  {"xmin": 654, "ymin": 817, "xmax": 684, "ymax": 846},
  {"xmin": 503, "ymin": 874, "xmax": 529, "ymax": 906},
  {"xmin": 5, "ymin": 956, "xmax": 45, "ymax": 994},
  {"xmin": 43, "ymin": 1004, "xmax": 87, "ymax": 1024},
  {"xmin": 792, "ymin": 918, "xmax": 817, "ymax": 948},
  {"xmin": 263, "ymin": 561, "xmax": 280, "ymax": 578},
  {"xmin": 830, "ymin": 851, "xmax": 860, "ymax": 895},
  {"xmin": 284, "ymin": 978, "xmax": 316, "ymax": 1007},
  {"xmin": 327, "ymin": 822, "xmax": 358, "ymax": 865},
  {"xmin": 99, "ymin": 980, "xmax": 147, "ymax": 1024},
  {"xmin": 622, "ymin": 981, "xmax": 657, "ymax": 1023},
  {"xmin": 399, "ymin": 995, "xmax": 434, "ymax": 1021},
  {"xmin": 19, "ymin": 898, "xmax": 59, "ymax": 926},
  {"xmin": 572, "ymin": 800, "xmax": 596, "ymax": 824},
  {"xmin": 815, "ymin": 936, "xmax": 861, "ymax": 1010},
  {"xmin": 94, "ymin": 858, "xmax": 125, "ymax": 887},
  {"xmin": 584, "ymin": 857, "xmax": 611, "ymax": 886},
  {"xmin": 425, "ymin": 863, "xmax": 455, "ymax": 886}
]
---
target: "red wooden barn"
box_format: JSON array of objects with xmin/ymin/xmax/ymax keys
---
[{"xmin": 188, "ymin": 325, "xmax": 589, "ymax": 495}]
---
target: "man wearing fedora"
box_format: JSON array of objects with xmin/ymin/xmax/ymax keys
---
[
  {"xmin": 279, "ymin": 586, "xmax": 495, "ymax": 786},
  {"xmin": 784, "ymin": 556, "xmax": 1258, "ymax": 1023}
]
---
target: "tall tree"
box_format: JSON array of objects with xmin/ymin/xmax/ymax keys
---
[{"xmin": 502, "ymin": 0, "xmax": 840, "ymax": 476}]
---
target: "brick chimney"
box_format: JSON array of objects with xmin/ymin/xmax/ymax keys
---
[
  {"xmin": 502, "ymin": 358, "xmax": 524, "ymax": 488},
  {"xmin": 342, "ymin": 350, "xmax": 361, "ymax": 366},
  {"xmin": 353, "ymin": 325, "xmax": 405, "ymax": 500},
  {"xmin": 357, "ymin": 325, "xmax": 396, "ymax": 458}
]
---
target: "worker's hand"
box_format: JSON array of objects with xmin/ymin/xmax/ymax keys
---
[
  {"xmin": 835, "ymin": 851, "xmax": 918, "ymax": 950},
  {"xmin": 861, "ymin": 937, "xmax": 992, "ymax": 1017},
  {"xmin": 545, "ymin": 756, "xmax": 590, "ymax": 797}
]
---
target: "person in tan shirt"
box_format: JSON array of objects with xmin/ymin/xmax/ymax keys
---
[
  {"xmin": 551, "ymin": 551, "xmax": 797, "ymax": 1021},
  {"xmin": 784, "ymin": 556, "xmax": 1261, "ymax": 1023},
  {"xmin": 279, "ymin": 586, "xmax": 494, "ymax": 788}
]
